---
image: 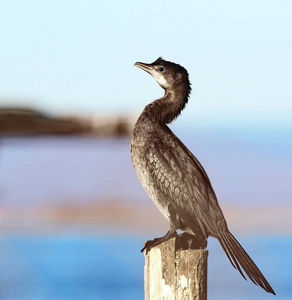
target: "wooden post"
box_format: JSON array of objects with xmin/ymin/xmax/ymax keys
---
[{"xmin": 144, "ymin": 233, "xmax": 208, "ymax": 300}]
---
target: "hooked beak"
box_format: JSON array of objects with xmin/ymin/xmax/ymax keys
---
[
  {"xmin": 134, "ymin": 60, "xmax": 168, "ymax": 89},
  {"xmin": 134, "ymin": 61, "xmax": 160, "ymax": 78}
]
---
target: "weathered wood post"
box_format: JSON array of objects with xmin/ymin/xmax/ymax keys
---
[{"xmin": 144, "ymin": 233, "xmax": 208, "ymax": 300}]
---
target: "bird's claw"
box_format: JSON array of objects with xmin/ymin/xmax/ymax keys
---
[{"xmin": 141, "ymin": 238, "xmax": 161, "ymax": 253}]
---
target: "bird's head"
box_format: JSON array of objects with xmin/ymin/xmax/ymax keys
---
[{"xmin": 134, "ymin": 57, "xmax": 190, "ymax": 91}]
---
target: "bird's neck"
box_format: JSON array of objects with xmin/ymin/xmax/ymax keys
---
[{"xmin": 142, "ymin": 84, "xmax": 191, "ymax": 125}]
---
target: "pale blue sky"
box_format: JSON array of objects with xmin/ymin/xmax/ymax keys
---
[{"xmin": 1, "ymin": 0, "xmax": 291, "ymax": 128}]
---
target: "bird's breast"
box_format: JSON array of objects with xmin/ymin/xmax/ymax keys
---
[{"xmin": 131, "ymin": 139, "xmax": 171, "ymax": 221}]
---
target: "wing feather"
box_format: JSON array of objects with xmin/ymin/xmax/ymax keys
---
[{"xmin": 146, "ymin": 129, "xmax": 223, "ymax": 237}]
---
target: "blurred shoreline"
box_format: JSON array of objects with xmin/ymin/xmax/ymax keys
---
[{"xmin": 0, "ymin": 106, "xmax": 135, "ymax": 137}]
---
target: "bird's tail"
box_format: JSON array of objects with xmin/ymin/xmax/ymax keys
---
[{"xmin": 218, "ymin": 230, "xmax": 275, "ymax": 295}]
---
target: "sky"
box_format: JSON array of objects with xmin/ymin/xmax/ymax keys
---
[{"xmin": 0, "ymin": 0, "xmax": 292, "ymax": 129}]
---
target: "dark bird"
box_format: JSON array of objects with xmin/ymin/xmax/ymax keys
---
[{"xmin": 131, "ymin": 57, "xmax": 275, "ymax": 295}]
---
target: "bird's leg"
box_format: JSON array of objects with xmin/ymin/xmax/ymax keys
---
[{"xmin": 141, "ymin": 227, "xmax": 177, "ymax": 253}]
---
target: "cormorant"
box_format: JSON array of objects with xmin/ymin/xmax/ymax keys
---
[{"xmin": 130, "ymin": 57, "xmax": 275, "ymax": 295}]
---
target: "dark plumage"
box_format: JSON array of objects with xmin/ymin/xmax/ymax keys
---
[{"xmin": 130, "ymin": 57, "xmax": 275, "ymax": 295}]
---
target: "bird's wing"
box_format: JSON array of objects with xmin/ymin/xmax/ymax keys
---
[
  {"xmin": 148, "ymin": 130, "xmax": 222, "ymax": 237},
  {"xmin": 146, "ymin": 130, "xmax": 276, "ymax": 295}
]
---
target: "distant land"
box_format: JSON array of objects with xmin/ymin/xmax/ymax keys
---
[{"xmin": 0, "ymin": 106, "xmax": 135, "ymax": 136}]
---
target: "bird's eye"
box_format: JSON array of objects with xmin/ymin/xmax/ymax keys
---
[{"xmin": 158, "ymin": 66, "xmax": 164, "ymax": 72}]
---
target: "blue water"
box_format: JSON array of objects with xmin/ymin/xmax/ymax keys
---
[
  {"xmin": 0, "ymin": 132, "xmax": 291, "ymax": 299},
  {"xmin": 0, "ymin": 129, "xmax": 291, "ymax": 206},
  {"xmin": 0, "ymin": 234, "xmax": 290, "ymax": 300},
  {"xmin": 0, "ymin": 235, "xmax": 143, "ymax": 300}
]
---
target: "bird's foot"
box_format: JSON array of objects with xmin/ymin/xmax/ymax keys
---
[
  {"xmin": 141, "ymin": 239, "xmax": 161, "ymax": 254},
  {"xmin": 141, "ymin": 231, "xmax": 178, "ymax": 253}
]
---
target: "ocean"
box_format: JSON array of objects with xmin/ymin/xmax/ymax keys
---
[
  {"xmin": 0, "ymin": 128, "xmax": 291, "ymax": 299},
  {"xmin": 0, "ymin": 128, "xmax": 291, "ymax": 207},
  {"xmin": 0, "ymin": 234, "xmax": 290, "ymax": 299}
]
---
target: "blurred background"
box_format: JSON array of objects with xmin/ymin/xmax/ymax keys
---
[{"xmin": 0, "ymin": 0, "xmax": 291, "ymax": 299}]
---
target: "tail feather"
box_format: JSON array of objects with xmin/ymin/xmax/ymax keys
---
[{"xmin": 219, "ymin": 231, "xmax": 275, "ymax": 295}]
